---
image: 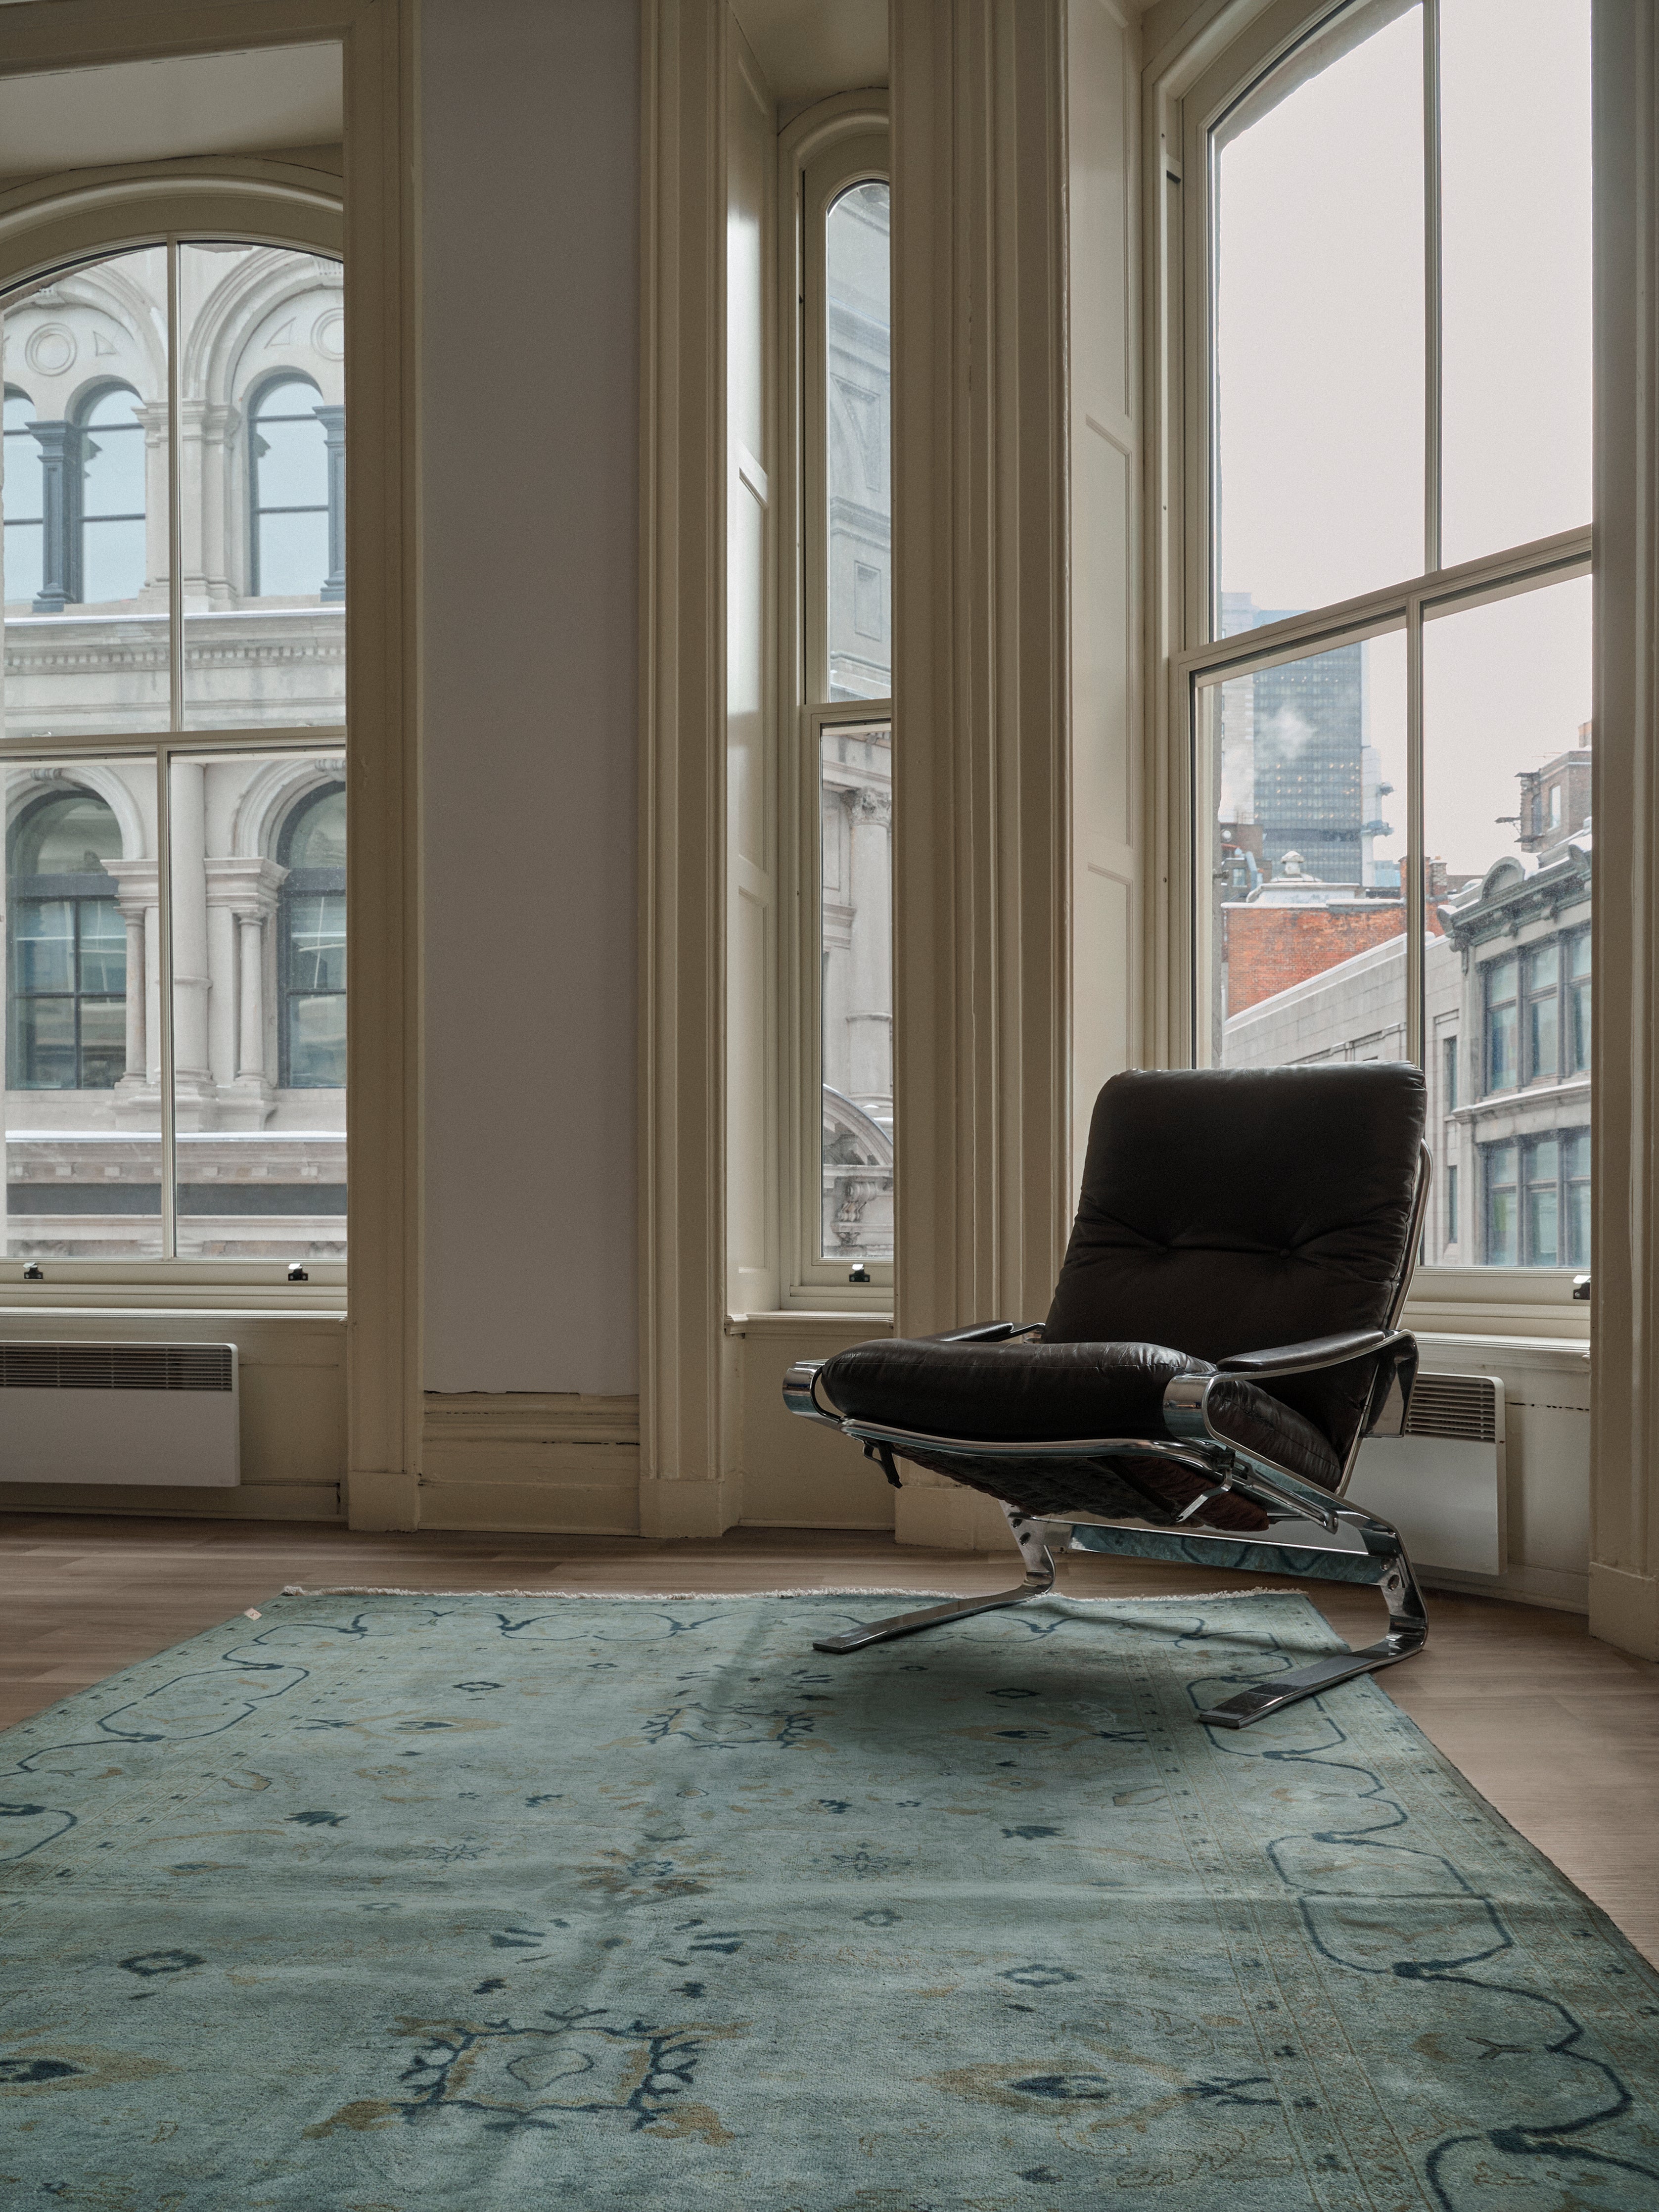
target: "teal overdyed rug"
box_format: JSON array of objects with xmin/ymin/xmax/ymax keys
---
[{"xmin": 3, "ymin": 1587, "xmax": 1658, "ymax": 2209}]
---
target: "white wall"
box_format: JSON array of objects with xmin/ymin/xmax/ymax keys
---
[{"xmin": 420, "ymin": 0, "xmax": 640, "ymax": 1394}]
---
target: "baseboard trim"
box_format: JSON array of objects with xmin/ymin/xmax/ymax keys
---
[
  {"xmin": 639, "ymin": 1477, "xmax": 737, "ymax": 1539},
  {"xmin": 1589, "ymin": 1560, "xmax": 1659, "ymax": 1659},
  {"xmin": 407, "ymin": 1393, "xmax": 642, "ymax": 1534}
]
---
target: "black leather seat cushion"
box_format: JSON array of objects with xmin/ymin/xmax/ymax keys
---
[
  {"xmin": 1043, "ymin": 1064, "xmax": 1425, "ymax": 1459},
  {"xmin": 817, "ymin": 1335, "xmax": 1343, "ymax": 1525}
]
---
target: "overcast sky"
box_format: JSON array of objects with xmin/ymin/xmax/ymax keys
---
[{"xmin": 1216, "ymin": 0, "xmax": 1592, "ymax": 878}]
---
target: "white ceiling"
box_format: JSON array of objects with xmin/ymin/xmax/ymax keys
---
[
  {"xmin": 731, "ymin": 0, "xmax": 888, "ymax": 104},
  {"xmin": 0, "ymin": 45, "xmax": 342, "ymax": 177}
]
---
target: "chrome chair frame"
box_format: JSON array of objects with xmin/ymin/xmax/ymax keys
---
[{"xmin": 783, "ymin": 1145, "xmax": 1432, "ymax": 1729}]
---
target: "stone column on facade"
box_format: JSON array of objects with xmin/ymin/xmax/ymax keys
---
[
  {"xmin": 204, "ymin": 856, "xmax": 286, "ymax": 1129},
  {"xmin": 27, "ymin": 421, "xmax": 75, "ymax": 613},
  {"xmin": 845, "ymin": 783, "xmax": 893, "ymax": 1109},
  {"xmin": 135, "ymin": 403, "xmax": 171, "ymax": 614},
  {"xmin": 177, "ymin": 398, "xmax": 240, "ymax": 612},
  {"xmin": 100, "ymin": 858, "xmax": 159, "ymax": 1128},
  {"xmin": 168, "ymin": 761, "xmax": 217, "ymax": 1127},
  {"xmin": 315, "ymin": 404, "xmax": 346, "ymax": 603}
]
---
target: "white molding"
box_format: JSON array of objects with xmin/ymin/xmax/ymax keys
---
[
  {"xmin": 639, "ymin": 0, "xmax": 734, "ymax": 1507},
  {"xmin": 890, "ymin": 0, "xmax": 1072, "ymax": 1345},
  {"xmin": 1590, "ymin": 0, "xmax": 1659, "ymax": 1659}
]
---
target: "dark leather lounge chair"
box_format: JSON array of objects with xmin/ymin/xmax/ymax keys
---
[{"xmin": 783, "ymin": 1064, "xmax": 1431, "ymax": 1728}]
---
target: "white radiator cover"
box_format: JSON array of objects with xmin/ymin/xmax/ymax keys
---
[
  {"xmin": 0, "ymin": 1341, "xmax": 240, "ymax": 1486},
  {"xmin": 1281, "ymin": 1371, "xmax": 1507, "ymax": 1577}
]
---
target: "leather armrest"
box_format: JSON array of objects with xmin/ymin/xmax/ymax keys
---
[{"xmin": 1216, "ymin": 1328, "xmax": 1405, "ymax": 1379}]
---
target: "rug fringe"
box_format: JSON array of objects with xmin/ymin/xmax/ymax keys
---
[{"xmin": 277, "ymin": 1583, "xmax": 1298, "ymax": 1603}]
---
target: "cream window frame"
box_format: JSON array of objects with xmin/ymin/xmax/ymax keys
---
[
  {"xmin": 777, "ymin": 96, "xmax": 893, "ymax": 1309},
  {"xmin": 0, "ymin": 200, "xmax": 347, "ymax": 1296},
  {"xmin": 1149, "ymin": 0, "xmax": 1593, "ymax": 1329}
]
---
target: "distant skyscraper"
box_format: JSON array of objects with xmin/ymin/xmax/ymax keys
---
[{"xmin": 1220, "ymin": 592, "xmax": 1367, "ymax": 883}]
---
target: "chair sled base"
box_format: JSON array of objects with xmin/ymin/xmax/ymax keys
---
[{"xmin": 814, "ymin": 1504, "xmax": 1428, "ymax": 1731}]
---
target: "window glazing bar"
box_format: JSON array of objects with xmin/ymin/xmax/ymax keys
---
[
  {"xmin": 155, "ymin": 744, "xmax": 176, "ymax": 1262},
  {"xmin": 1175, "ymin": 527, "xmax": 1592, "ymax": 683},
  {"xmin": 1406, "ymin": 596, "xmax": 1426, "ymax": 1067},
  {"xmin": 167, "ymin": 238, "xmax": 183, "ymax": 737}
]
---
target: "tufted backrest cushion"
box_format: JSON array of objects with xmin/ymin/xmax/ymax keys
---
[{"xmin": 1043, "ymin": 1064, "xmax": 1426, "ymax": 1454}]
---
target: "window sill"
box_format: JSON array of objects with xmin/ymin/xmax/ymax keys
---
[
  {"xmin": 727, "ymin": 1309, "xmax": 894, "ymax": 1338},
  {"xmin": 0, "ymin": 1278, "xmax": 345, "ymax": 1315}
]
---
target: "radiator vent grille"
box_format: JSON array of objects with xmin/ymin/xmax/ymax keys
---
[
  {"xmin": 0, "ymin": 1342, "xmax": 233, "ymax": 1393},
  {"xmin": 1404, "ymin": 1371, "xmax": 1498, "ymax": 1443}
]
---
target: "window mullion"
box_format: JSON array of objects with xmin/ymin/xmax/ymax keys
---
[
  {"xmin": 1406, "ymin": 589, "xmax": 1425, "ymax": 1067},
  {"xmin": 156, "ymin": 744, "xmax": 177, "ymax": 1262},
  {"xmin": 1423, "ymin": 0, "xmax": 1443, "ymax": 576}
]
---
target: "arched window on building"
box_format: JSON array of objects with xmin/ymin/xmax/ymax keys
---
[
  {"xmin": 7, "ymin": 788, "xmax": 125, "ymax": 1089},
  {"xmin": 2, "ymin": 387, "xmax": 43, "ymax": 606},
  {"xmin": 277, "ymin": 783, "xmax": 345, "ymax": 1087},
  {"xmin": 76, "ymin": 384, "xmax": 145, "ymax": 604},
  {"xmin": 250, "ymin": 375, "xmax": 343, "ymax": 601}
]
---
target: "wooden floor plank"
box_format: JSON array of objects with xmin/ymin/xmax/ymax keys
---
[{"xmin": 1, "ymin": 1512, "xmax": 1654, "ymax": 1960}]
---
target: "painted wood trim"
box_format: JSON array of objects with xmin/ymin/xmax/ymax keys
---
[
  {"xmin": 889, "ymin": 0, "xmax": 1073, "ymax": 1345},
  {"xmin": 639, "ymin": 0, "xmax": 732, "ymax": 1499},
  {"xmin": 1590, "ymin": 0, "xmax": 1659, "ymax": 1660},
  {"xmin": 341, "ymin": 0, "xmax": 420, "ymax": 1530}
]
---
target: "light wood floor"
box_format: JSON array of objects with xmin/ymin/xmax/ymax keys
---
[{"xmin": 2, "ymin": 1514, "xmax": 1655, "ymax": 1962}]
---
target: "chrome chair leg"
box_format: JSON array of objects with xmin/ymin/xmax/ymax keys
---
[
  {"xmin": 812, "ymin": 1509, "xmax": 1057, "ymax": 1656},
  {"xmin": 1065, "ymin": 1510, "xmax": 1429, "ymax": 1728}
]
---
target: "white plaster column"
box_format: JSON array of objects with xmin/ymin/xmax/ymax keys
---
[
  {"xmin": 845, "ymin": 784, "xmax": 893, "ymax": 1107},
  {"xmin": 204, "ymin": 856, "xmax": 285, "ymax": 1130}
]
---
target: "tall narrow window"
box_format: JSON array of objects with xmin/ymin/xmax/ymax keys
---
[
  {"xmin": 250, "ymin": 374, "xmax": 336, "ymax": 600},
  {"xmin": 7, "ymin": 790, "xmax": 125, "ymax": 1091},
  {"xmin": 795, "ymin": 120, "xmax": 892, "ymax": 1298},
  {"xmin": 77, "ymin": 384, "xmax": 145, "ymax": 604},
  {"xmin": 1194, "ymin": 0, "xmax": 1591, "ymax": 1283},
  {"xmin": 277, "ymin": 784, "xmax": 346, "ymax": 1088}
]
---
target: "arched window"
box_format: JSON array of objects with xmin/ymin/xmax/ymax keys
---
[
  {"xmin": 277, "ymin": 783, "xmax": 345, "ymax": 1087},
  {"xmin": 76, "ymin": 384, "xmax": 145, "ymax": 603},
  {"xmin": 2, "ymin": 387, "xmax": 43, "ymax": 606},
  {"xmin": 6, "ymin": 788, "xmax": 125, "ymax": 1090},
  {"xmin": 250, "ymin": 375, "xmax": 342, "ymax": 601}
]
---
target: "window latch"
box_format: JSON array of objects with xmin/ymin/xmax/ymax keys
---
[{"xmin": 1572, "ymin": 1273, "xmax": 1591, "ymax": 1301}]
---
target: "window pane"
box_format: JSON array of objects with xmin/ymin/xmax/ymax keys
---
[
  {"xmin": 820, "ymin": 718, "xmax": 892, "ymax": 1262},
  {"xmin": 825, "ymin": 183, "xmax": 890, "ymax": 703},
  {"xmin": 4, "ymin": 762, "xmax": 161, "ymax": 1261},
  {"xmin": 1, "ymin": 250, "xmax": 168, "ymax": 737},
  {"xmin": 1203, "ymin": 628, "xmax": 1409, "ymax": 1071},
  {"xmin": 1424, "ymin": 572, "xmax": 1591, "ymax": 1266},
  {"xmin": 168, "ymin": 751, "xmax": 345, "ymax": 1262},
  {"xmin": 1483, "ymin": 1143, "xmax": 1518, "ymax": 1265},
  {"xmin": 256, "ymin": 508, "xmax": 331, "ymax": 600},
  {"xmin": 81, "ymin": 405, "xmax": 144, "ymax": 517},
  {"xmin": 1440, "ymin": 0, "xmax": 1592, "ymax": 564},
  {"xmin": 253, "ymin": 403, "xmax": 329, "ymax": 509},
  {"xmin": 1213, "ymin": 3, "xmax": 1424, "ymax": 612},
  {"xmin": 181, "ymin": 245, "xmax": 344, "ymax": 729}
]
